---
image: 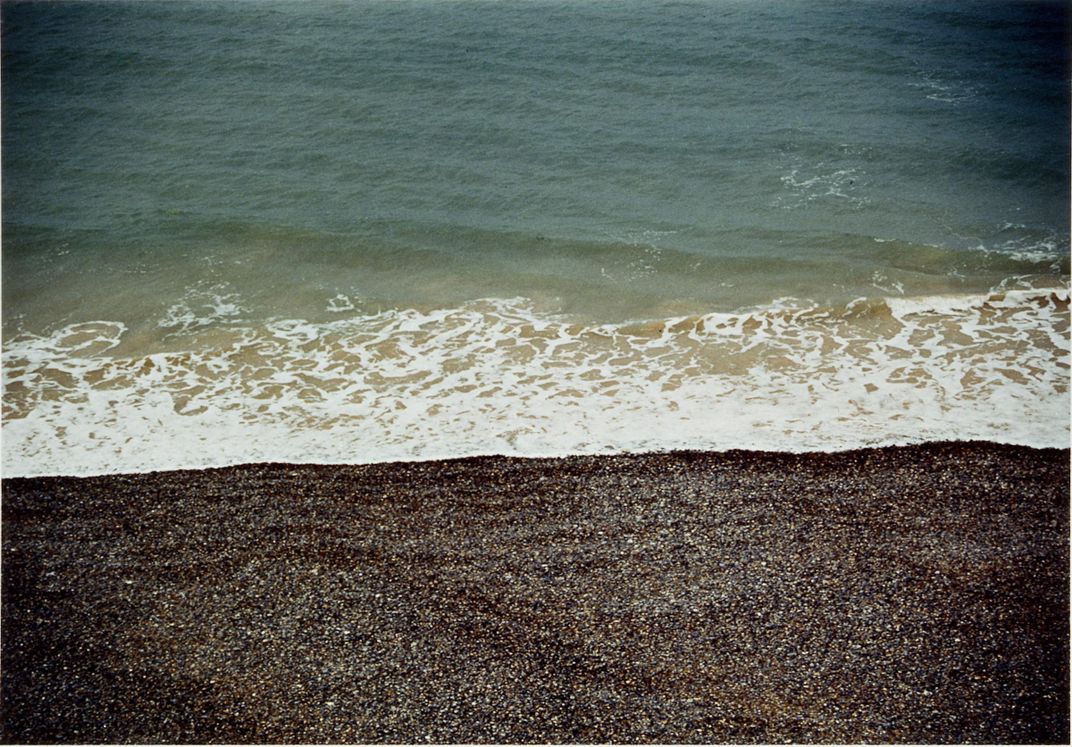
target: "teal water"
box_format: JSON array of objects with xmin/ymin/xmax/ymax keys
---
[{"xmin": 2, "ymin": 0, "xmax": 1069, "ymax": 475}]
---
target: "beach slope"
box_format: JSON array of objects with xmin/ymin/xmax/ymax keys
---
[{"xmin": 2, "ymin": 442, "xmax": 1068, "ymax": 743}]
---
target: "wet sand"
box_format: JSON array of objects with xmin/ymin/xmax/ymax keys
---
[{"xmin": 2, "ymin": 442, "xmax": 1068, "ymax": 743}]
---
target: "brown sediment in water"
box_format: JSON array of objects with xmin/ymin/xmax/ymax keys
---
[{"xmin": 2, "ymin": 442, "xmax": 1068, "ymax": 743}]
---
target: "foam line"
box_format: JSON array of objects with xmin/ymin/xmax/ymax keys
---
[{"xmin": 3, "ymin": 290, "xmax": 1068, "ymax": 477}]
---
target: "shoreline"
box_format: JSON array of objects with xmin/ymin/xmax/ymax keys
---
[
  {"xmin": 3, "ymin": 441, "xmax": 1068, "ymax": 742},
  {"xmin": 4, "ymin": 437, "xmax": 1069, "ymax": 482}
]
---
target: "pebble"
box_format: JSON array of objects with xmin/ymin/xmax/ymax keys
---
[{"xmin": 1, "ymin": 441, "xmax": 1067, "ymax": 743}]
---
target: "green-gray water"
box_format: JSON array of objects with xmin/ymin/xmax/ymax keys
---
[{"xmin": 3, "ymin": 0, "xmax": 1069, "ymax": 475}]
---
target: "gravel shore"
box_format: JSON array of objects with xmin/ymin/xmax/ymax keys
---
[{"xmin": 2, "ymin": 442, "xmax": 1068, "ymax": 743}]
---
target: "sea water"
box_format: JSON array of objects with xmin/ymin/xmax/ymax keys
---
[{"xmin": 2, "ymin": 0, "xmax": 1069, "ymax": 476}]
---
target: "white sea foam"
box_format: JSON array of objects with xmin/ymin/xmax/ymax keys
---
[
  {"xmin": 776, "ymin": 165, "xmax": 868, "ymax": 208},
  {"xmin": 158, "ymin": 283, "xmax": 246, "ymax": 335},
  {"xmin": 993, "ymin": 233, "xmax": 1067, "ymax": 271},
  {"xmin": 912, "ymin": 70, "xmax": 977, "ymax": 104},
  {"xmin": 327, "ymin": 294, "xmax": 358, "ymax": 313},
  {"xmin": 870, "ymin": 270, "xmax": 905, "ymax": 296},
  {"xmin": 2, "ymin": 290, "xmax": 1068, "ymax": 477}
]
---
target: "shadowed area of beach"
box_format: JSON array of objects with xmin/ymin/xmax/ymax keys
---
[{"xmin": 2, "ymin": 442, "xmax": 1068, "ymax": 743}]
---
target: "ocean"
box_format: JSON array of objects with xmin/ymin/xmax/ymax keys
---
[{"xmin": 2, "ymin": 0, "xmax": 1069, "ymax": 477}]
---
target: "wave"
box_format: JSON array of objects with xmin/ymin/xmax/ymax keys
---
[{"xmin": 3, "ymin": 288, "xmax": 1068, "ymax": 477}]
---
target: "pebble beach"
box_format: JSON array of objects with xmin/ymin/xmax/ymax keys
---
[{"xmin": 1, "ymin": 441, "xmax": 1067, "ymax": 743}]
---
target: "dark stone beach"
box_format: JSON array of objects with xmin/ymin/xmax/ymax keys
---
[{"xmin": 2, "ymin": 442, "xmax": 1068, "ymax": 743}]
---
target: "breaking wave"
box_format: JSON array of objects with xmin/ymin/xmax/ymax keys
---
[{"xmin": 3, "ymin": 288, "xmax": 1067, "ymax": 477}]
